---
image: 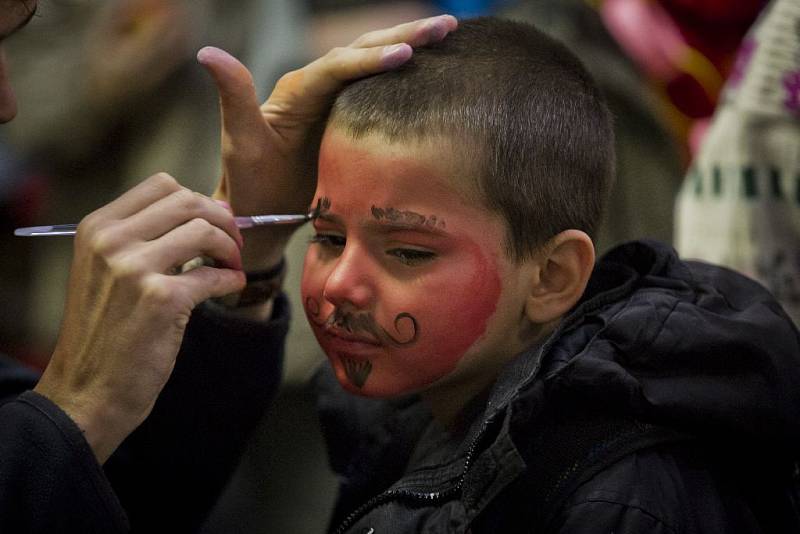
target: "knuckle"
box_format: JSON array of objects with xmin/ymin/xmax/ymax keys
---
[
  {"xmin": 77, "ymin": 212, "xmax": 102, "ymax": 238},
  {"xmin": 107, "ymin": 252, "xmax": 143, "ymax": 281},
  {"xmin": 173, "ymin": 188, "xmax": 200, "ymax": 211},
  {"xmin": 188, "ymin": 217, "xmax": 216, "ymax": 238},
  {"xmin": 189, "ymin": 216, "xmax": 212, "ymax": 231},
  {"xmin": 350, "ymin": 33, "xmax": 370, "ymax": 47},
  {"xmin": 326, "ymin": 46, "xmax": 347, "ymax": 60},
  {"xmin": 142, "ymin": 172, "xmax": 181, "ymax": 199},
  {"xmin": 87, "ymin": 226, "xmax": 117, "ymax": 256},
  {"xmin": 150, "ymin": 172, "xmax": 179, "ymax": 189},
  {"xmin": 141, "ymin": 275, "xmax": 176, "ymax": 306}
]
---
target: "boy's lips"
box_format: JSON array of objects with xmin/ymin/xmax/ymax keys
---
[{"xmin": 322, "ymin": 326, "xmax": 382, "ymax": 346}]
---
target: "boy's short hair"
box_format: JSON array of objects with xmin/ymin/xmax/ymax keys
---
[{"xmin": 328, "ymin": 17, "xmax": 615, "ymax": 260}]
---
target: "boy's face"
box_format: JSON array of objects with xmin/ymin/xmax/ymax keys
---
[{"xmin": 301, "ymin": 127, "xmax": 533, "ymax": 398}]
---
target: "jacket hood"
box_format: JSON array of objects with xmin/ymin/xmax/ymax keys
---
[{"xmin": 524, "ymin": 239, "xmax": 800, "ymax": 451}]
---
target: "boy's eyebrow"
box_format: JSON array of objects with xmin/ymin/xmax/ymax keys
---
[
  {"xmin": 0, "ymin": 5, "xmax": 38, "ymax": 40},
  {"xmin": 364, "ymin": 219, "xmax": 451, "ymax": 237},
  {"xmin": 313, "ymin": 211, "xmax": 452, "ymax": 236}
]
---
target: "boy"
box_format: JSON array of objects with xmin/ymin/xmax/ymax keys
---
[{"xmin": 298, "ymin": 17, "xmax": 800, "ymax": 533}]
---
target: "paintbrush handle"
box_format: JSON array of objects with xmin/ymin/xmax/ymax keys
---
[
  {"xmin": 15, "ymin": 213, "xmax": 311, "ymax": 237},
  {"xmin": 233, "ymin": 214, "xmax": 311, "ymax": 228}
]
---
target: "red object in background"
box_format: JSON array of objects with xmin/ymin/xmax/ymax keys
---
[
  {"xmin": 601, "ymin": 0, "xmax": 767, "ymax": 156},
  {"xmin": 662, "ymin": 0, "xmax": 766, "ymax": 27},
  {"xmin": 662, "ymin": 0, "xmax": 767, "ymax": 83}
]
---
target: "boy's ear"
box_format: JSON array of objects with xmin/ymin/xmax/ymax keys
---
[{"xmin": 524, "ymin": 230, "xmax": 595, "ymax": 324}]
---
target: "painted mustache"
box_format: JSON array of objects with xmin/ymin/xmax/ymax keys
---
[{"xmin": 305, "ymin": 297, "xmax": 418, "ymax": 347}]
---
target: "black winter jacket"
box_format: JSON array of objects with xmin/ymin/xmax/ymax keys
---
[
  {"xmin": 316, "ymin": 240, "xmax": 800, "ymax": 533},
  {"xmin": 0, "ymin": 298, "xmax": 288, "ymax": 533}
]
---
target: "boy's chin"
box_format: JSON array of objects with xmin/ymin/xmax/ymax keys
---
[
  {"xmin": 333, "ymin": 364, "xmax": 388, "ymax": 397},
  {"xmin": 332, "ymin": 362, "xmax": 428, "ymax": 399}
]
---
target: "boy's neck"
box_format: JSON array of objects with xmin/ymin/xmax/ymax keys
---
[
  {"xmin": 421, "ymin": 320, "xmax": 558, "ymax": 430},
  {"xmin": 422, "ymin": 372, "xmax": 498, "ymax": 430}
]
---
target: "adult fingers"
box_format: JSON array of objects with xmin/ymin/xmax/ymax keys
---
[
  {"xmin": 197, "ymin": 46, "xmax": 264, "ymax": 141},
  {"xmin": 265, "ymin": 43, "xmax": 411, "ymax": 123},
  {"xmin": 168, "ymin": 265, "xmax": 246, "ymax": 305},
  {"xmin": 115, "ymin": 188, "xmax": 243, "ymax": 249},
  {"xmin": 348, "ymin": 14, "xmax": 458, "ymax": 48},
  {"xmin": 263, "ymin": 16, "xmax": 458, "ymax": 124},
  {"xmin": 137, "ymin": 217, "xmax": 243, "ymax": 273},
  {"xmin": 83, "ymin": 173, "xmax": 183, "ymax": 227}
]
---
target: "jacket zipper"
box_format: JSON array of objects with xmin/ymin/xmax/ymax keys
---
[{"xmin": 332, "ymin": 412, "xmax": 495, "ymax": 534}]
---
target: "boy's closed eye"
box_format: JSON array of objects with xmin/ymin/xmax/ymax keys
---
[
  {"xmin": 309, "ymin": 233, "xmax": 437, "ymax": 266},
  {"xmin": 387, "ymin": 247, "xmax": 436, "ymax": 266}
]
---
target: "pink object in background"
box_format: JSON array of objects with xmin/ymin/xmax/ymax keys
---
[
  {"xmin": 783, "ymin": 70, "xmax": 800, "ymax": 116},
  {"xmin": 600, "ymin": 0, "xmax": 685, "ymax": 81},
  {"xmin": 687, "ymin": 118, "xmax": 710, "ymax": 155}
]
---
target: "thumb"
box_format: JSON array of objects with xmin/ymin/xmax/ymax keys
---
[{"xmin": 197, "ymin": 46, "xmax": 263, "ymax": 140}]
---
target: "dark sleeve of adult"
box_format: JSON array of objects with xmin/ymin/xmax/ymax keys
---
[
  {"xmin": 0, "ymin": 356, "xmax": 130, "ymax": 533},
  {"xmin": 103, "ymin": 295, "xmax": 288, "ymax": 533}
]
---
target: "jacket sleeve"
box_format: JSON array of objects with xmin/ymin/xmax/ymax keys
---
[
  {"xmin": 103, "ymin": 295, "xmax": 289, "ymax": 533},
  {"xmin": 0, "ymin": 364, "xmax": 130, "ymax": 533}
]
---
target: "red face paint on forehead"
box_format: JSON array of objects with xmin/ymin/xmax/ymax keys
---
[{"xmin": 302, "ymin": 128, "xmax": 514, "ymax": 399}]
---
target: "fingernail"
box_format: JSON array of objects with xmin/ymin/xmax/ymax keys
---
[
  {"xmin": 196, "ymin": 46, "xmax": 215, "ymax": 65},
  {"xmin": 427, "ymin": 19, "xmax": 448, "ymax": 41},
  {"xmin": 429, "ymin": 15, "xmax": 459, "ymax": 42},
  {"xmin": 381, "ymin": 43, "xmax": 413, "ymax": 69},
  {"xmin": 196, "ymin": 46, "xmax": 234, "ymax": 66}
]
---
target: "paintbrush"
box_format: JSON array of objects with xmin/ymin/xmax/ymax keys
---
[{"xmin": 14, "ymin": 213, "xmax": 314, "ymax": 237}]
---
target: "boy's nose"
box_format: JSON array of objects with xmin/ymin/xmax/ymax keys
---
[{"xmin": 322, "ymin": 248, "xmax": 375, "ymax": 310}]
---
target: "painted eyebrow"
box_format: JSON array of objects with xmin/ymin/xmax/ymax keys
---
[
  {"xmin": 369, "ymin": 205, "xmax": 448, "ymax": 233},
  {"xmin": 313, "ymin": 212, "xmax": 451, "ymax": 236},
  {"xmin": 0, "ymin": 4, "xmax": 38, "ymax": 40}
]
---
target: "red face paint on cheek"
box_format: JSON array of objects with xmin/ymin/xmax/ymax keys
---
[{"xmin": 410, "ymin": 238, "xmax": 502, "ymax": 380}]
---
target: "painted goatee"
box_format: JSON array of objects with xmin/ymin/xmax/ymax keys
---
[{"xmin": 342, "ymin": 356, "xmax": 372, "ymax": 388}]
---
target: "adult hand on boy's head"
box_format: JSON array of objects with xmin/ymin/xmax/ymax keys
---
[
  {"xmin": 197, "ymin": 14, "xmax": 458, "ymax": 269},
  {"xmin": 34, "ymin": 173, "xmax": 245, "ymax": 464}
]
